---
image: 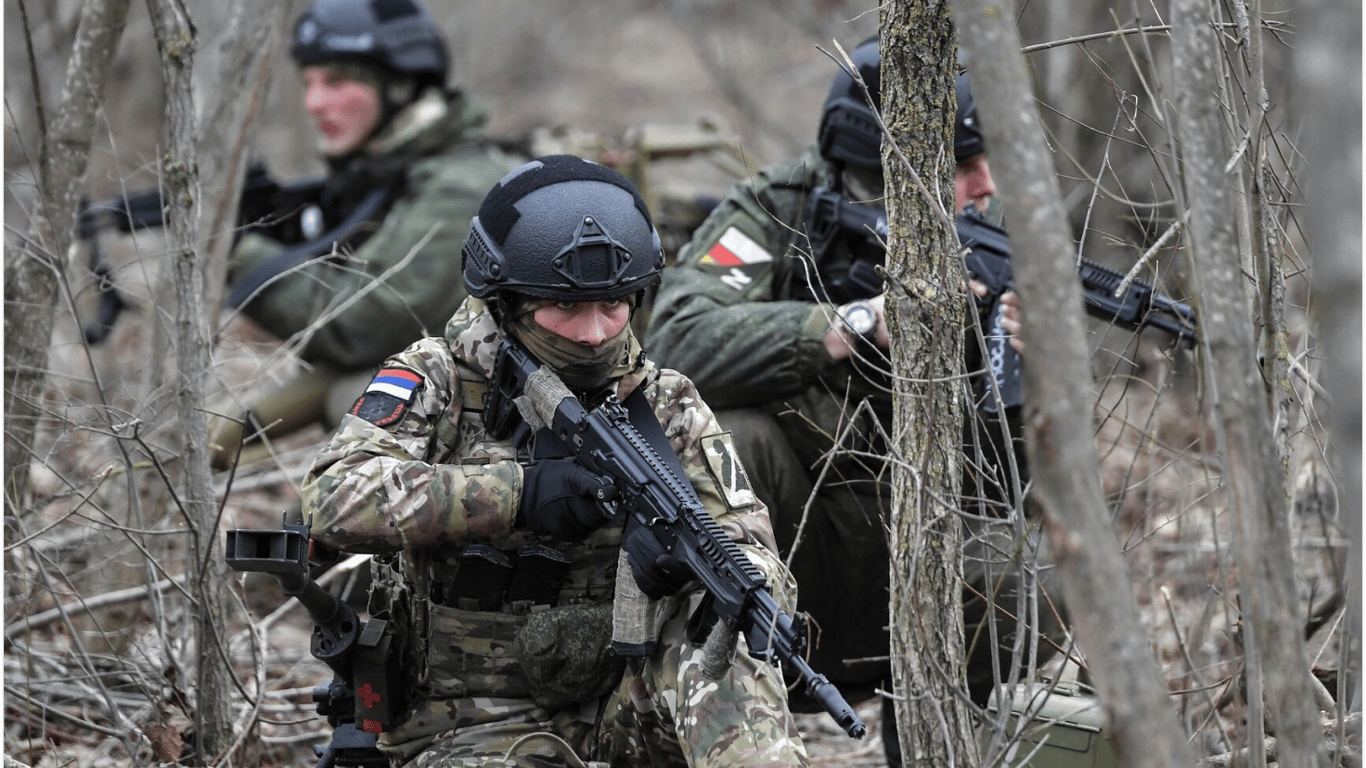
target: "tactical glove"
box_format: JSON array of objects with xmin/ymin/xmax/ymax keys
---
[
  {"xmin": 519, "ymin": 459, "xmax": 617, "ymax": 541},
  {"xmin": 623, "ymin": 520, "xmax": 692, "ymax": 599}
]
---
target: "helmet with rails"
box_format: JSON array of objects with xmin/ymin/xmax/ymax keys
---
[
  {"xmin": 816, "ymin": 36, "xmax": 882, "ymax": 172},
  {"xmin": 291, "ymin": 0, "xmax": 449, "ymax": 89},
  {"xmin": 463, "ymin": 155, "xmax": 665, "ymax": 305},
  {"xmin": 954, "ymin": 71, "xmax": 987, "ymax": 162}
]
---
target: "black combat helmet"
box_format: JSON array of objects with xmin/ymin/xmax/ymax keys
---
[
  {"xmin": 955, "ymin": 72, "xmax": 987, "ymax": 162},
  {"xmin": 463, "ymin": 155, "xmax": 665, "ymax": 304},
  {"xmin": 816, "ymin": 36, "xmax": 883, "ymax": 171},
  {"xmin": 291, "ymin": 0, "xmax": 449, "ymax": 89}
]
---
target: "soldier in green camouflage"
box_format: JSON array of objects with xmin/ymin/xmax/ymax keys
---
[
  {"xmin": 210, "ymin": 0, "xmax": 519, "ymax": 471},
  {"xmin": 302, "ymin": 155, "xmax": 808, "ymax": 767},
  {"xmin": 643, "ymin": 38, "xmax": 1068, "ymax": 763}
]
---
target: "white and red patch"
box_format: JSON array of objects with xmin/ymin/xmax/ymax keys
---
[{"xmin": 701, "ymin": 227, "xmax": 774, "ymax": 267}]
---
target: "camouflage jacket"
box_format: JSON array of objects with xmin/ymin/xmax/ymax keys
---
[
  {"xmin": 228, "ymin": 88, "xmax": 519, "ymax": 371},
  {"xmin": 643, "ymin": 146, "xmax": 894, "ymax": 474},
  {"xmin": 301, "ymin": 298, "xmax": 794, "ymax": 704}
]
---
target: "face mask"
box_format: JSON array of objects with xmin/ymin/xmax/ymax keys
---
[{"xmin": 507, "ymin": 304, "xmax": 642, "ymax": 392}]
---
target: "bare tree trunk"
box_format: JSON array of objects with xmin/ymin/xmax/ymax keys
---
[
  {"xmin": 1292, "ymin": 0, "xmax": 1362, "ymax": 742},
  {"xmin": 195, "ymin": 0, "xmax": 292, "ymax": 327},
  {"xmin": 142, "ymin": 0, "xmax": 232, "ymax": 762},
  {"xmin": 3, "ymin": 0, "xmax": 132, "ymax": 517},
  {"xmin": 881, "ymin": 2, "xmax": 978, "ymax": 763},
  {"xmin": 951, "ymin": 1, "xmax": 1197, "ymax": 766},
  {"xmin": 1168, "ymin": 2, "xmax": 1323, "ymax": 766}
]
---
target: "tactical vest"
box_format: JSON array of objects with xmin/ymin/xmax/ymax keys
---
[{"xmin": 371, "ymin": 356, "xmax": 627, "ymax": 712}]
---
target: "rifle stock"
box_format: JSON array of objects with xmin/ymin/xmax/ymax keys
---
[{"xmin": 486, "ymin": 338, "xmax": 868, "ymax": 739}]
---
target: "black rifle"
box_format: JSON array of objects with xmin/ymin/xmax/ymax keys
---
[
  {"xmin": 957, "ymin": 207, "xmax": 1198, "ymax": 411},
  {"xmin": 76, "ymin": 162, "xmax": 328, "ymax": 344},
  {"xmin": 485, "ymin": 337, "xmax": 868, "ymax": 739},
  {"xmin": 225, "ymin": 522, "xmax": 399, "ymax": 768},
  {"xmin": 801, "ymin": 185, "xmax": 888, "ymax": 304}
]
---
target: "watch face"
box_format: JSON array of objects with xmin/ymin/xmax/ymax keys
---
[{"xmin": 843, "ymin": 301, "xmax": 877, "ymax": 338}]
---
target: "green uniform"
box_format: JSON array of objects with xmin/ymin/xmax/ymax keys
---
[
  {"xmin": 302, "ymin": 297, "xmax": 808, "ymax": 768},
  {"xmin": 211, "ymin": 88, "xmax": 519, "ymax": 470},
  {"xmin": 644, "ymin": 146, "xmax": 1064, "ymax": 706}
]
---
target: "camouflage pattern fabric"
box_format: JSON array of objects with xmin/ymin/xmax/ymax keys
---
[
  {"xmin": 399, "ymin": 591, "xmax": 806, "ymax": 768},
  {"xmin": 643, "ymin": 146, "xmax": 1067, "ymax": 703},
  {"xmin": 301, "ymin": 297, "xmax": 806, "ymax": 767}
]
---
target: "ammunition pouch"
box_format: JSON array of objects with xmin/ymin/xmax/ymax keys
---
[
  {"xmin": 417, "ymin": 539, "xmax": 620, "ymax": 708},
  {"xmin": 513, "ymin": 602, "xmax": 624, "ymax": 711}
]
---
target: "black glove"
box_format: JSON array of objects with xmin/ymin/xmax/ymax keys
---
[
  {"xmin": 519, "ymin": 459, "xmax": 616, "ymax": 541},
  {"xmin": 623, "ymin": 521, "xmax": 692, "ymax": 599}
]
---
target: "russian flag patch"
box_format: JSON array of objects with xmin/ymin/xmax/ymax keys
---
[
  {"xmin": 701, "ymin": 227, "xmax": 774, "ymax": 268},
  {"xmin": 351, "ymin": 367, "xmax": 423, "ymax": 427}
]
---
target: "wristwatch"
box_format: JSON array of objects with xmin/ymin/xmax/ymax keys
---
[{"xmin": 838, "ymin": 299, "xmax": 878, "ymax": 343}]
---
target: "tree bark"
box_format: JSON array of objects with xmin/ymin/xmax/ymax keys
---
[
  {"xmin": 195, "ymin": 0, "xmax": 291, "ymax": 329},
  {"xmin": 3, "ymin": 0, "xmax": 132, "ymax": 519},
  {"xmin": 951, "ymin": 1, "xmax": 1197, "ymax": 767},
  {"xmin": 142, "ymin": 0, "xmax": 232, "ymax": 762},
  {"xmin": 1168, "ymin": 1, "xmax": 1323, "ymax": 766},
  {"xmin": 880, "ymin": 2, "xmax": 978, "ymax": 764}
]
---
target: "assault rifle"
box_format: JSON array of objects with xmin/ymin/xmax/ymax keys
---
[
  {"xmin": 802, "ymin": 185, "xmax": 887, "ymax": 304},
  {"xmin": 802, "ymin": 187, "xmax": 1198, "ymax": 409},
  {"xmin": 225, "ymin": 522, "xmax": 399, "ymax": 768},
  {"xmin": 77, "ymin": 162, "xmax": 328, "ymax": 344},
  {"xmin": 958, "ymin": 207, "xmax": 1198, "ymax": 412},
  {"xmin": 485, "ymin": 337, "xmax": 868, "ymax": 740}
]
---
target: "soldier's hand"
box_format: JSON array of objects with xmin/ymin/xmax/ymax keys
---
[
  {"xmin": 999, "ymin": 289, "xmax": 1024, "ymax": 353},
  {"xmin": 623, "ymin": 520, "xmax": 691, "ymax": 599},
  {"xmin": 824, "ymin": 294, "xmax": 889, "ymax": 361},
  {"xmin": 519, "ymin": 459, "xmax": 617, "ymax": 541}
]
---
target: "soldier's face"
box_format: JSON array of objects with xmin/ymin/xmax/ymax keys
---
[
  {"xmin": 532, "ymin": 300, "xmax": 631, "ymax": 347},
  {"xmin": 955, "ymin": 154, "xmax": 997, "ymax": 213},
  {"xmin": 301, "ymin": 65, "xmax": 383, "ymax": 157}
]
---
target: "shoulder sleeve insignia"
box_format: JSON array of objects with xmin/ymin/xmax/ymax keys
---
[
  {"xmin": 698, "ymin": 226, "xmax": 776, "ymax": 292},
  {"xmin": 699, "ymin": 226, "xmax": 774, "ymax": 268},
  {"xmin": 350, "ymin": 366, "xmax": 424, "ymax": 427}
]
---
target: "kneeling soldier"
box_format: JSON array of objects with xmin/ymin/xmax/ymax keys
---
[{"xmin": 302, "ymin": 155, "xmax": 809, "ymax": 768}]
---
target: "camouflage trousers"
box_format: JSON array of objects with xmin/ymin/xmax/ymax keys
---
[
  {"xmin": 386, "ymin": 590, "xmax": 809, "ymax": 768},
  {"xmin": 717, "ymin": 407, "xmax": 1069, "ymax": 707}
]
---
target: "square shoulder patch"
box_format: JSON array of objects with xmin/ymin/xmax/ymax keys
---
[
  {"xmin": 698, "ymin": 227, "xmax": 774, "ymax": 292},
  {"xmin": 351, "ymin": 366, "xmax": 424, "ymax": 427},
  {"xmin": 700, "ymin": 431, "xmax": 758, "ymax": 510}
]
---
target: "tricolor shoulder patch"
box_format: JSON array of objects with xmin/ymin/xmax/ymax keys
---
[
  {"xmin": 700, "ymin": 227, "xmax": 774, "ymax": 268},
  {"xmin": 351, "ymin": 366, "xmax": 424, "ymax": 427}
]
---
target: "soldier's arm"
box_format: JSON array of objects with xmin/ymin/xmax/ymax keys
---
[
  {"xmin": 644, "ymin": 190, "xmax": 841, "ymax": 410},
  {"xmin": 232, "ymin": 152, "xmax": 511, "ymax": 370},
  {"xmin": 301, "ymin": 339, "xmax": 522, "ymax": 554}
]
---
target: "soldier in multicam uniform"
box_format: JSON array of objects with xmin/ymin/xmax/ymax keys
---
[
  {"xmin": 302, "ymin": 154, "xmax": 809, "ymax": 768},
  {"xmin": 643, "ymin": 38, "xmax": 1068, "ymax": 765},
  {"xmin": 210, "ymin": 0, "xmax": 518, "ymax": 471}
]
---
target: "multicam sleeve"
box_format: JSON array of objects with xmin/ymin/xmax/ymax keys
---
[
  {"xmin": 301, "ymin": 339, "xmax": 522, "ymax": 554},
  {"xmin": 647, "ymin": 370, "xmax": 799, "ymax": 613}
]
